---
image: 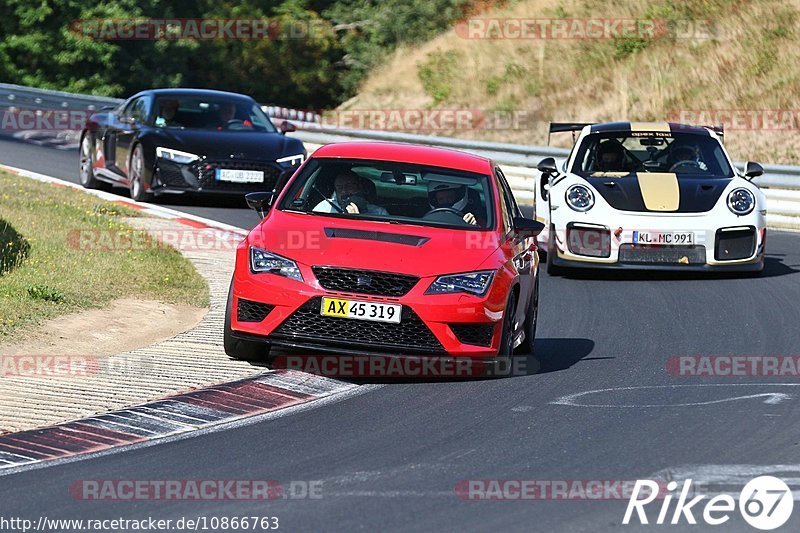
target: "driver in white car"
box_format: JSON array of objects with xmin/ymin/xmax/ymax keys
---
[{"xmin": 427, "ymin": 181, "xmax": 478, "ymax": 225}]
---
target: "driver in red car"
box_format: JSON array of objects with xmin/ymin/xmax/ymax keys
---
[
  {"xmin": 313, "ymin": 171, "xmax": 389, "ymax": 216},
  {"xmin": 427, "ymin": 181, "xmax": 478, "ymax": 225}
]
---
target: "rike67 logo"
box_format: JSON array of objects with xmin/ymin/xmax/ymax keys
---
[{"xmin": 624, "ymin": 476, "xmax": 794, "ymax": 530}]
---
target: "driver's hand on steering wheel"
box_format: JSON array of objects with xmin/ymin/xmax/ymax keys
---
[
  {"xmin": 345, "ymin": 203, "xmax": 360, "ymax": 214},
  {"xmin": 463, "ymin": 212, "xmax": 477, "ymax": 225}
]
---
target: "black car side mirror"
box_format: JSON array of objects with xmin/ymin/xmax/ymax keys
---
[
  {"xmin": 744, "ymin": 161, "xmax": 764, "ymax": 180},
  {"xmin": 246, "ymin": 192, "xmax": 274, "ymax": 218},
  {"xmin": 119, "ymin": 116, "xmax": 136, "ymax": 126},
  {"xmin": 512, "ymin": 217, "xmax": 545, "ymax": 239},
  {"xmin": 279, "ymin": 121, "xmax": 297, "ymax": 134}
]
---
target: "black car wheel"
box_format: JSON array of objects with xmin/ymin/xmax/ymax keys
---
[
  {"xmin": 79, "ymin": 134, "xmax": 101, "ymax": 189},
  {"xmin": 129, "ymin": 144, "xmax": 154, "ymax": 202},
  {"xmin": 224, "ymin": 282, "xmax": 272, "ymax": 361}
]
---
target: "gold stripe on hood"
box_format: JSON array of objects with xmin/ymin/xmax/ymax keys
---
[{"xmin": 636, "ymin": 172, "xmax": 680, "ymax": 211}]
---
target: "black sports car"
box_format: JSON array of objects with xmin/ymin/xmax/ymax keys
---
[{"xmin": 79, "ymin": 88, "xmax": 306, "ymax": 201}]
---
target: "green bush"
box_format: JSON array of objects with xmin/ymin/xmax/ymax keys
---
[{"xmin": 418, "ymin": 49, "xmax": 463, "ymax": 104}]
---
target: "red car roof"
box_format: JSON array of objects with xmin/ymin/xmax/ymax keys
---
[{"xmin": 311, "ymin": 142, "xmax": 493, "ymax": 174}]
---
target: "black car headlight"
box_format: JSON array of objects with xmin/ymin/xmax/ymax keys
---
[
  {"xmin": 156, "ymin": 147, "xmax": 200, "ymax": 164},
  {"xmin": 727, "ymin": 188, "xmax": 755, "ymax": 216},
  {"xmin": 276, "ymin": 154, "xmax": 305, "ymax": 167},
  {"xmin": 425, "ymin": 270, "xmax": 495, "ymax": 296},
  {"xmin": 250, "ymin": 247, "xmax": 303, "ymax": 281},
  {"xmin": 566, "ymin": 184, "xmax": 595, "ymax": 212}
]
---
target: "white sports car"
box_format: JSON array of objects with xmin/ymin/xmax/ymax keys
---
[{"xmin": 536, "ymin": 122, "xmax": 767, "ymax": 274}]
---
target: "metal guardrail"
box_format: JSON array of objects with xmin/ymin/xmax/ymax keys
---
[{"xmin": 0, "ymin": 83, "xmax": 798, "ymax": 227}]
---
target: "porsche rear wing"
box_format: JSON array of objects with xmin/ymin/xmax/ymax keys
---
[
  {"xmin": 546, "ymin": 122, "xmax": 725, "ymax": 144},
  {"xmin": 547, "ymin": 123, "xmax": 594, "ymax": 145}
]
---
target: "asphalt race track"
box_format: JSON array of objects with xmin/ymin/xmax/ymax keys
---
[{"xmin": 2, "ymin": 137, "xmax": 800, "ymax": 531}]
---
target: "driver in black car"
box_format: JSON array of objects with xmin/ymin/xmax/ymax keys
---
[
  {"xmin": 427, "ymin": 181, "xmax": 478, "ymax": 225},
  {"xmin": 668, "ymin": 142, "xmax": 707, "ymax": 172}
]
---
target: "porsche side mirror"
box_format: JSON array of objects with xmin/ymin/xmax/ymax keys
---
[
  {"xmin": 537, "ymin": 157, "xmax": 558, "ymax": 202},
  {"xmin": 744, "ymin": 161, "xmax": 764, "ymax": 180},
  {"xmin": 245, "ymin": 192, "xmax": 274, "ymax": 218},
  {"xmin": 512, "ymin": 217, "xmax": 545, "ymax": 239},
  {"xmin": 537, "ymin": 157, "xmax": 558, "ymax": 175},
  {"xmin": 279, "ymin": 121, "xmax": 297, "ymax": 134}
]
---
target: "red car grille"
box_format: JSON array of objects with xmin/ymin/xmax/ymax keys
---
[
  {"xmin": 312, "ymin": 267, "xmax": 419, "ymax": 297},
  {"xmin": 272, "ymin": 297, "xmax": 445, "ymax": 354}
]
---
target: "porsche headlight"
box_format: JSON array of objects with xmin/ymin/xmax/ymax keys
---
[
  {"xmin": 156, "ymin": 147, "xmax": 200, "ymax": 164},
  {"xmin": 276, "ymin": 153, "xmax": 305, "ymax": 166},
  {"xmin": 425, "ymin": 270, "xmax": 495, "ymax": 296},
  {"xmin": 727, "ymin": 188, "xmax": 755, "ymax": 216},
  {"xmin": 566, "ymin": 184, "xmax": 595, "ymax": 212},
  {"xmin": 250, "ymin": 247, "xmax": 303, "ymax": 281}
]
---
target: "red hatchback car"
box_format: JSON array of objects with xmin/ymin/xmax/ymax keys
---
[{"xmin": 224, "ymin": 142, "xmax": 544, "ymax": 367}]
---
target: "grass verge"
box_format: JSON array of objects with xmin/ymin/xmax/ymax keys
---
[{"xmin": 0, "ymin": 170, "xmax": 209, "ymax": 339}]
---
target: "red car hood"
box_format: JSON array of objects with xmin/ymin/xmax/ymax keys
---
[{"xmin": 249, "ymin": 210, "xmax": 499, "ymax": 277}]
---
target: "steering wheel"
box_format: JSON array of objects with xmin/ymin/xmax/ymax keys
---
[
  {"xmin": 425, "ymin": 207, "xmax": 462, "ymax": 217},
  {"xmin": 223, "ymin": 119, "xmax": 247, "ymax": 130},
  {"xmin": 669, "ymin": 160, "xmax": 701, "ymax": 172}
]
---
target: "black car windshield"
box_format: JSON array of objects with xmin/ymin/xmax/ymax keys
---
[
  {"xmin": 279, "ymin": 158, "xmax": 495, "ymax": 230},
  {"xmin": 571, "ymin": 131, "xmax": 734, "ymax": 178},
  {"xmin": 151, "ymin": 96, "xmax": 277, "ymax": 133}
]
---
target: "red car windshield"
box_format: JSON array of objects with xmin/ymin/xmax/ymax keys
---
[{"xmin": 279, "ymin": 158, "xmax": 495, "ymax": 230}]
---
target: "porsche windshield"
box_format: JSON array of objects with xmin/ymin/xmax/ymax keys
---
[
  {"xmin": 279, "ymin": 159, "xmax": 495, "ymax": 230},
  {"xmin": 571, "ymin": 131, "xmax": 734, "ymax": 178},
  {"xmin": 151, "ymin": 96, "xmax": 277, "ymax": 133}
]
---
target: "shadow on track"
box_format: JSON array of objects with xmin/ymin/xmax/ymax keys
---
[
  {"xmin": 546, "ymin": 254, "xmax": 797, "ymax": 281},
  {"xmin": 244, "ymin": 337, "xmax": 596, "ymax": 384}
]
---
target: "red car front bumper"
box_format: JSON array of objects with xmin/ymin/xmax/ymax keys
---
[{"xmin": 230, "ymin": 248, "xmax": 511, "ymax": 359}]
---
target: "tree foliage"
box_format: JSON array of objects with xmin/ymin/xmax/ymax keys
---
[{"xmin": 0, "ymin": 0, "xmax": 480, "ymax": 109}]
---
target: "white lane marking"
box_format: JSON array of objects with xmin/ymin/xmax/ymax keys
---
[
  {"xmin": 551, "ymin": 384, "xmax": 800, "ymax": 408},
  {"xmin": 648, "ymin": 464, "xmax": 800, "ymax": 500}
]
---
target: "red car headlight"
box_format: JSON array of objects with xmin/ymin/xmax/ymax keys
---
[
  {"xmin": 250, "ymin": 247, "xmax": 303, "ymax": 281},
  {"xmin": 425, "ymin": 270, "xmax": 495, "ymax": 296}
]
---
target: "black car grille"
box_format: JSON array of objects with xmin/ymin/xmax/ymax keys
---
[
  {"xmin": 450, "ymin": 323, "xmax": 495, "ymax": 347},
  {"xmin": 272, "ymin": 297, "xmax": 445, "ymax": 354},
  {"xmin": 191, "ymin": 160, "xmax": 283, "ymax": 191},
  {"xmin": 618, "ymin": 244, "xmax": 706, "ymax": 265},
  {"xmin": 237, "ymin": 299, "xmax": 274, "ymax": 323},
  {"xmin": 312, "ymin": 267, "xmax": 419, "ymax": 297}
]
